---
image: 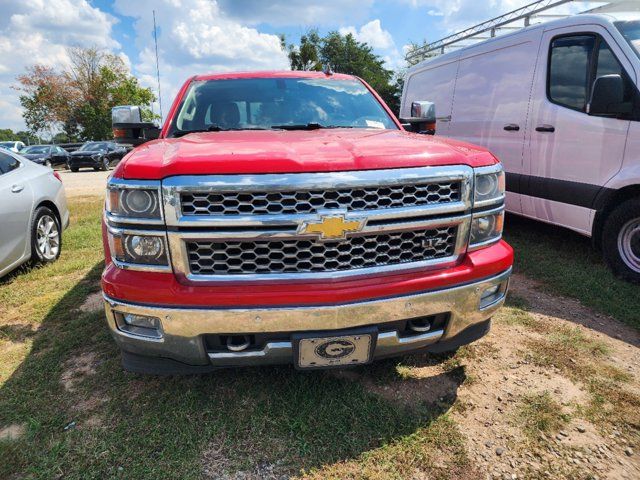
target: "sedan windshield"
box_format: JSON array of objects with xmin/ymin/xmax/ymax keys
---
[
  {"xmin": 79, "ymin": 142, "xmax": 109, "ymax": 152},
  {"xmin": 616, "ymin": 20, "xmax": 640, "ymax": 60},
  {"xmin": 168, "ymin": 77, "xmax": 397, "ymax": 137},
  {"xmin": 0, "ymin": 142, "xmax": 16, "ymax": 148},
  {"xmin": 23, "ymin": 146, "xmax": 50, "ymax": 154}
]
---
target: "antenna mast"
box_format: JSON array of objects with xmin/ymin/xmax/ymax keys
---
[{"xmin": 153, "ymin": 10, "xmax": 163, "ymax": 122}]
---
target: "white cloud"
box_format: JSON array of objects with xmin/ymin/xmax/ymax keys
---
[
  {"xmin": 113, "ymin": 0, "xmax": 289, "ymax": 123},
  {"xmin": 403, "ymin": 0, "xmax": 595, "ymax": 32},
  {"xmin": 340, "ymin": 19, "xmax": 395, "ymax": 50},
  {"xmin": 217, "ymin": 0, "xmax": 373, "ymax": 27},
  {"xmin": 0, "ymin": 0, "xmax": 118, "ymax": 131}
]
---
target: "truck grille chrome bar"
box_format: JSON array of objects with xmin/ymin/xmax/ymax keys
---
[{"xmin": 162, "ymin": 166, "xmax": 474, "ymax": 282}]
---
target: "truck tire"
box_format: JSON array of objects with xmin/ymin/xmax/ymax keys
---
[
  {"xmin": 602, "ymin": 198, "xmax": 640, "ymax": 283},
  {"xmin": 30, "ymin": 206, "xmax": 62, "ymax": 265}
]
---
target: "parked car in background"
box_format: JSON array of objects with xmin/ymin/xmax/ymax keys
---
[
  {"xmin": 67, "ymin": 141, "xmax": 127, "ymax": 172},
  {"xmin": 0, "ymin": 149, "xmax": 69, "ymax": 278},
  {"xmin": 401, "ymin": 12, "xmax": 640, "ymax": 282},
  {"xmin": 0, "ymin": 141, "xmax": 26, "ymax": 153},
  {"xmin": 101, "ymin": 71, "xmax": 513, "ymax": 374},
  {"xmin": 20, "ymin": 145, "xmax": 70, "ymax": 168}
]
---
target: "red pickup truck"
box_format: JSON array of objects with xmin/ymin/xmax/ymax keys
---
[{"xmin": 102, "ymin": 71, "xmax": 513, "ymax": 374}]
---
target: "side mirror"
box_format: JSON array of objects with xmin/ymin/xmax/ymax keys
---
[
  {"xmin": 588, "ymin": 74, "xmax": 627, "ymax": 116},
  {"xmin": 400, "ymin": 101, "xmax": 437, "ymax": 134},
  {"xmin": 112, "ymin": 106, "xmax": 161, "ymax": 146}
]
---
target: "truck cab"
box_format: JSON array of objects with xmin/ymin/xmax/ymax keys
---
[
  {"xmin": 102, "ymin": 71, "xmax": 513, "ymax": 374},
  {"xmin": 402, "ymin": 12, "xmax": 640, "ymax": 282}
]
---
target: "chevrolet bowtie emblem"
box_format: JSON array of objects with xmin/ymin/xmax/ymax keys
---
[{"xmin": 299, "ymin": 214, "xmax": 366, "ymax": 240}]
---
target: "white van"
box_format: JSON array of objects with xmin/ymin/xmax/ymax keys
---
[{"xmin": 401, "ymin": 13, "xmax": 640, "ymax": 282}]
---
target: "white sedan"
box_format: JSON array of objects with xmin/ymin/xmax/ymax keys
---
[{"xmin": 0, "ymin": 150, "xmax": 70, "ymax": 278}]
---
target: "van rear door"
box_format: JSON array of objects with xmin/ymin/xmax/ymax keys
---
[
  {"xmin": 523, "ymin": 24, "xmax": 634, "ymax": 236},
  {"xmin": 447, "ymin": 31, "xmax": 542, "ymax": 214}
]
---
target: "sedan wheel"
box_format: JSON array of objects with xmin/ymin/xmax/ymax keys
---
[
  {"xmin": 36, "ymin": 214, "xmax": 60, "ymax": 260},
  {"xmin": 44, "ymin": 159, "xmax": 52, "ymax": 168}
]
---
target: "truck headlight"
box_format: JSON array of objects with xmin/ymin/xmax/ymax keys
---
[
  {"xmin": 474, "ymin": 166, "xmax": 505, "ymax": 207},
  {"xmin": 106, "ymin": 181, "xmax": 162, "ymax": 220},
  {"xmin": 469, "ymin": 210, "xmax": 504, "ymax": 250},
  {"xmin": 108, "ymin": 230, "xmax": 169, "ymax": 267}
]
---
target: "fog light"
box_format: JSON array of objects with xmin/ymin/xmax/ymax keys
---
[
  {"xmin": 130, "ymin": 235, "xmax": 163, "ymax": 257},
  {"xmin": 479, "ymin": 281, "xmax": 508, "ymax": 309},
  {"xmin": 115, "ymin": 312, "xmax": 163, "ymax": 339}
]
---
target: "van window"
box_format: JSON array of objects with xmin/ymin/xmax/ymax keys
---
[
  {"xmin": 595, "ymin": 42, "xmax": 636, "ymax": 113},
  {"xmin": 548, "ymin": 35, "xmax": 595, "ymax": 111}
]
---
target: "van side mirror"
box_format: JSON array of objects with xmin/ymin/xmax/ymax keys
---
[
  {"xmin": 588, "ymin": 74, "xmax": 628, "ymax": 116},
  {"xmin": 400, "ymin": 101, "xmax": 436, "ymax": 134},
  {"xmin": 111, "ymin": 106, "xmax": 161, "ymax": 146}
]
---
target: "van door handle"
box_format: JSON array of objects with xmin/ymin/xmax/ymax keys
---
[
  {"xmin": 503, "ymin": 124, "xmax": 520, "ymax": 132},
  {"xmin": 11, "ymin": 184, "xmax": 24, "ymax": 193},
  {"xmin": 536, "ymin": 124, "xmax": 555, "ymax": 133}
]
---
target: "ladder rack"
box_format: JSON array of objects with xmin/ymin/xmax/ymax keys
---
[{"xmin": 406, "ymin": 0, "xmax": 629, "ymax": 63}]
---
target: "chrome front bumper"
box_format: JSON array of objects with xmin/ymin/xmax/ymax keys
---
[{"xmin": 103, "ymin": 268, "xmax": 511, "ymax": 369}]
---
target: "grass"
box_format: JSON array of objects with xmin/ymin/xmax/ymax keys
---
[
  {"xmin": 0, "ymin": 197, "xmax": 472, "ymax": 479},
  {"xmin": 504, "ymin": 214, "xmax": 640, "ymax": 330},
  {"xmin": 1, "ymin": 197, "xmax": 639, "ymax": 479},
  {"xmin": 515, "ymin": 392, "xmax": 570, "ymax": 441}
]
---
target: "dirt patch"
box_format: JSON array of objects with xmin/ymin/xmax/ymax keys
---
[
  {"xmin": 334, "ymin": 273, "xmax": 640, "ymax": 479},
  {"xmin": 450, "ymin": 274, "xmax": 640, "ymax": 479},
  {"xmin": 78, "ymin": 292, "xmax": 103, "ymax": 313},
  {"xmin": 0, "ymin": 423, "xmax": 26, "ymax": 441},
  {"xmin": 60, "ymin": 351, "xmax": 99, "ymax": 392}
]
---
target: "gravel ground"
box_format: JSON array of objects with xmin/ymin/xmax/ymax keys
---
[{"xmin": 58, "ymin": 169, "xmax": 111, "ymax": 198}]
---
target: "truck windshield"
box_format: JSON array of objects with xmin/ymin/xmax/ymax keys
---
[
  {"xmin": 616, "ymin": 20, "xmax": 640, "ymax": 59},
  {"xmin": 167, "ymin": 77, "xmax": 397, "ymax": 137}
]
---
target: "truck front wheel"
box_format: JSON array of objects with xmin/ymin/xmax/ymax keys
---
[{"xmin": 602, "ymin": 198, "xmax": 640, "ymax": 283}]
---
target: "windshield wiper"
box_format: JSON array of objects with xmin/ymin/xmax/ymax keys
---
[
  {"xmin": 172, "ymin": 125, "xmax": 270, "ymax": 137},
  {"xmin": 269, "ymin": 123, "xmax": 355, "ymax": 130}
]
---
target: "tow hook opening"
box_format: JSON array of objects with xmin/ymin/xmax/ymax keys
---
[
  {"xmin": 225, "ymin": 335, "xmax": 251, "ymax": 352},
  {"xmin": 407, "ymin": 318, "xmax": 432, "ymax": 333}
]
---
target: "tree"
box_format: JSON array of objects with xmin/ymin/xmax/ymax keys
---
[
  {"xmin": 282, "ymin": 31, "xmax": 401, "ymax": 114},
  {"xmin": 15, "ymin": 47, "xmax": 157, "ymax": 141},
  {"xmin": 0, "ymin": 128, "xmax": 39, "ymax": 144}
]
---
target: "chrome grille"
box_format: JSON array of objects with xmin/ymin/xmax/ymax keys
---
[
  {"xmin": 186, "ymin": 227, "xmax": 457, "ymax": 275},
  {"xmin": 180, "ymin": 181, "xmax": 461, "ymax": 216}
]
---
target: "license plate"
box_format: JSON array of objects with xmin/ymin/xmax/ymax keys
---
[{"xmin": 294, "ymin": 330, "xmax": 376, "ymax": 369}]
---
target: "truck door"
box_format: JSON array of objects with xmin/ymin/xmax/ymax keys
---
[
  {"xmin": 447, "ymin": 31, "xmax": 541, "ymax": 214},
  {"xmin": 523, "ymin": 25, "xmax": 634, "ymax": 235}
]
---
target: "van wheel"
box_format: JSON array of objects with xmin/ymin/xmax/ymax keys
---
[
  {"xmin": 602, "ymin": 198, "xmax": 640, "ymax": 283},
  {"xmin": 31, "ymin": 206, "xmax": 62, "ymax": 265}
]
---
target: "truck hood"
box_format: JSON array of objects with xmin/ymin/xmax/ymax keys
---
[{"xmin": 118, "ymin": 129, "xmax": 497, "ymax": 180}]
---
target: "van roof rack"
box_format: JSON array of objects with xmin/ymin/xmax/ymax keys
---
[{"xmin": 406, "ymin": 0, "xmax": 631, "ymax": 63}]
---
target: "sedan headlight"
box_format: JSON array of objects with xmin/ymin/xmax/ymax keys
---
[
  {"xmin": 469, "ymin": 210, "xmax": 504, "ymax": 250},
  {"xmin": 474, "ymin": 166, "xmax": 505, "ymax": 207},
  {"xmin": 108, "ymin": 230, "xmax": 169, "ymax": 267},
  {"xmin": 107, "ymin": 185, "xmax": 162, "ymax": 220}
]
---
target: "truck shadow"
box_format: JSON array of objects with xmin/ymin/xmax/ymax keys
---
[{"xmin": 0, "ymin": 263, "xmax": 467, "ymax": 478}]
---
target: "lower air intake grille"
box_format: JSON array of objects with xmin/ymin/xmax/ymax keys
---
[{"xmin": 186, "ymin": 227, "xmax": 457, "ymax": 276}]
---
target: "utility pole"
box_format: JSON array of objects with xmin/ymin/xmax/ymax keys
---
[{"xmin": 153, "ymin": 10, "xmax": 163, "ymax": 123}]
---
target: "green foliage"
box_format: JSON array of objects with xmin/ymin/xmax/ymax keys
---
[
  {"xmin": 282, "ymin": 30, "xmax": 402, "ymax": 115},
  {"xmin": 15, "ymin": 47, "xmax": 157, "ymax": 141},
  {"xmin": 0, "ymin": 128, "xmax": 40, "ymax": 144}
]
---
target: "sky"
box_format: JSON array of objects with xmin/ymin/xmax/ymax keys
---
[{"xmin": 0, "ymin": 0, "xmax": 603, "ymax": 131}]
